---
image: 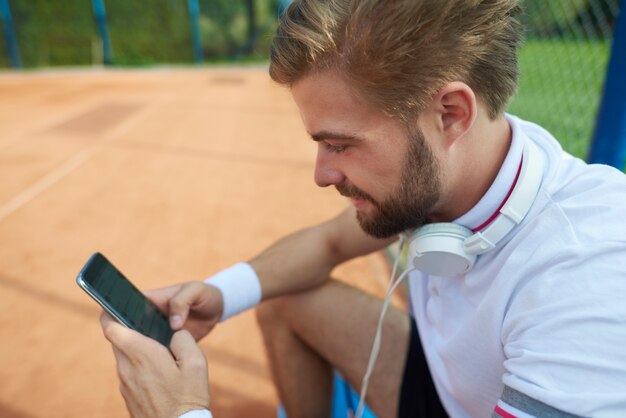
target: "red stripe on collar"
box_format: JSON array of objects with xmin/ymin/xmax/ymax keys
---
[{"xmin": 471, "ymin": 155, "xmax": 524, "ymax": 233}]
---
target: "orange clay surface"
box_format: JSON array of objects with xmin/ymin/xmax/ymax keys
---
[{"xmin": 0, "ymin": 67, "xmax": 398, "ymax": 418}]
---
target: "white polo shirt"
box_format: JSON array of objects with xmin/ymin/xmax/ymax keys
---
[{"xmin": 408, "ymin": 115, "xmax": 626, "ymax": 417}]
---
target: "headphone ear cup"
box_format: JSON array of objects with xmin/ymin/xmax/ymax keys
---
[{"xmin": 409, "ymin": 223, "xmax": 476, "ymax": 276}]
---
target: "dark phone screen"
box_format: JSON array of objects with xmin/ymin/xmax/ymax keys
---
[{"xmin": 80, "ymin": 253, "xmax": 173, "ymax": 346}]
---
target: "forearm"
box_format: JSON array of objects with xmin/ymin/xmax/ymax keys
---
[
  {"xmin": 249, "ymin": 223, "xmax": 337, "ymax": 300},
  {"xmin": 249, "ymin": 207, "xmax": 396, "ymax": 300}
]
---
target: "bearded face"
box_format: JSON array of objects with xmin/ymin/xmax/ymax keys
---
[{"xmin": 336, "ymin": 128, "xmax": 442, "ymax": 238}]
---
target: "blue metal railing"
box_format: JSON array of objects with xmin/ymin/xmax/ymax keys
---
[
  {"xmin": 0, "ymin": 0, "xmax": 21, "ymax": 68},
  {"xmin": 92, "ymin": 0, "xmax": 113, "ymax": 65},
  {"xmin": 188, "ymin": 0, "xmax": 203, "ymax": 63},
  {"xmin": 589, "ymin": 6, "xmax": 626, "ymax": 170}
]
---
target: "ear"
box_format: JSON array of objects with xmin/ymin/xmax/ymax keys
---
[{"xmin": 432, "ymin": 82, "xmax": 477, "ymax": 146}]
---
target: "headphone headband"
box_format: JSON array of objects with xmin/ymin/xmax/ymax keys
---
[
  {"xmin": 409, "ymin": 140, "xmax": 544, "ymax": 276},
  {"xmin": 463, "ymin": 139, "xmax": 544, "ymax": 255}
]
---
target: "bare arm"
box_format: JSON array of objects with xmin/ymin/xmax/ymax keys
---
[
  {"xmin": 145, "ymin": 206, "xmax": 395, "ymax": 339},
  {"xmin": 250, "ymin": 205, "xmax": 397, "ymax": 300}
]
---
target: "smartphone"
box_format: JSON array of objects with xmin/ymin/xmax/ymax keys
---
[{"xmin": 76, "ymin": 252, "xmax": 174, "ymax": 347}]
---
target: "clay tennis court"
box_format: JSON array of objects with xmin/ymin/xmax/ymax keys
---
[{"xmin": 0, "ymin": 67, "xmax": 395, "ymax": 418}]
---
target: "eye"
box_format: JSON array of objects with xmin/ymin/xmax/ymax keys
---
[{"xmin": 324, "ymin": 142, "xmax": 348, "ymax": 154}]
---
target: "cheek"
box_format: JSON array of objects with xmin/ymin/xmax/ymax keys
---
[
  {"xmin": 350, "ymin": 152, "xmax": 405, "ymax": 198},
  {"xmin": 374, "ymin": 140, "xmax": 409, "ymax": 180}
]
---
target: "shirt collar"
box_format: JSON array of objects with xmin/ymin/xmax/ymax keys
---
[{"xmin": 453, "ymin": 114, "xmax": 524, "ymax": 230}]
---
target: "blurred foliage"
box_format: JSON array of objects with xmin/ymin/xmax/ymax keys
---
[
  {"xmin": 6, "ymin": 0, "xmax": 95, "ymax": 67},
  {"xmin": 0, "ymin": 0, "xmax": 280, "ymax": 68},
  {"xmin": 106, "ymin": 0, "xmax": 191, "ymax": 65}
]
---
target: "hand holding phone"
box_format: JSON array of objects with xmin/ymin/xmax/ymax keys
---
[
  {"xmin": 140, "ymin": 280, "xmax": 224, "ymax": 342},
  {"xmin": 76, "ymin": 252, "xmax": 174, "ymax": 347}
]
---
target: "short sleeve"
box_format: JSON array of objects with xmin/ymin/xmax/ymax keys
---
[{"xmin": 500, "ymin": 242, "xmax": 626, "ymax": 416}]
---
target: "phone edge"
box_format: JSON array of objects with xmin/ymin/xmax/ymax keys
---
[{"xmin": 75, "ymin": 252, "xmax": 173, "ymax": 347}]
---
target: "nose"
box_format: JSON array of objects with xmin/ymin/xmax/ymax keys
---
[{"xmin": 313, "ymin": 145, "xmax": 346, "ymax": 187}]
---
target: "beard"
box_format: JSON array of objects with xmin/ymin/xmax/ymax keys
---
[{"xmin": 336, "ymin": 127, "xmax": 441, "ymax": 238}]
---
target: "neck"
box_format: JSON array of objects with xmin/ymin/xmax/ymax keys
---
[{"xmin": 431, "ymin": 114, "xmax": 512, "ymax": 222}]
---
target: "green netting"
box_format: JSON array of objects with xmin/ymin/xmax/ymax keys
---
[
  {"xmin": 9, "ymin": 0, "xmax": 95, "ymax": 67},
  {"xmin": 0, "ymin": 0, "xmax": 280, "ymax": 68},
  {"xmin": 509, "ymin": 0, "xmax": 620, "ymax": 158},
  {"xmin": 196, "ymin": 0, "xmax": 278, "ymax": 60},
  {"xmin": 0, "ymin": 18, "xmax": 8, "ymax": 67},
  {"xmin": 105, "ymin": 0, "xmax": 192, "ymax": 65}
]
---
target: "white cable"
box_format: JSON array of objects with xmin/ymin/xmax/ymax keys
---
[{"xmin": 355, "ymin": 237, "xmax": 415, "ymax": 418}]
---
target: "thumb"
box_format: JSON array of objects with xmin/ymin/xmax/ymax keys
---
[
  {"xmin": 170, "ymin": 330, "xmax": 206, "ymax": 372},
  {"xmin": 168, "ymin": 282, "xmax": 206, "ymax": 329}
]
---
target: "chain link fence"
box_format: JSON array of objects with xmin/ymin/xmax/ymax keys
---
[
  {"xmin": 0, "ymin": 0, "xmax": 279, "ymax": 68},
  {"xmin": 509, "ymin": 0, "xmax": 621, "ymax": 158}
]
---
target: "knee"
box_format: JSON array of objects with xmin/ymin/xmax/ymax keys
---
[
  {"xmin": 255, "ymin": 281, "xmax": 336, "ymax": 333},
  {"xmin": 255, "ymin": 298, "xmax": 289, "ymax": 332}
]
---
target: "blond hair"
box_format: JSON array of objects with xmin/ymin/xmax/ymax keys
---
[{"xmin": 270, "ymin": 0, "xmax": 523, "ymax": 122}]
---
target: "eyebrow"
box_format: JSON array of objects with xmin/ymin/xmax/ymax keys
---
[{"xmin": 310, "ymin": 131, "xmax": 362, "ymax": 142}]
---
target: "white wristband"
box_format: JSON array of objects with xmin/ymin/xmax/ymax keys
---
[
  {"xmin": 178, "ymin": 409, "xmax": 213, "ymax": 418},
  {"xmin": 204, "ymin": 263, "xmax": 262, "ymax": 321}
]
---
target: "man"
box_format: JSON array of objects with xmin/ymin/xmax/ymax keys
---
[{"xmin": 100, "ymin": 1, "xmax": 626, "ymax": 417}]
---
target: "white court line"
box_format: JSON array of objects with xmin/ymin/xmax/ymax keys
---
[
  {"xmin": 0, "ymin": 97, "xmax": 167, "ymax": 222},
  {"xmin": 0, "ymin": 148, "xmax": 97, "ymax": 222}
]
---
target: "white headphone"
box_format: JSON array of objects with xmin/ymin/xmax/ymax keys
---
[{"xmin": 408, "ymin": 140, "xmax": 544, "ymax": 277}]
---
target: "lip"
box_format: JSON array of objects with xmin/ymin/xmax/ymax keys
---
[{"xmin": 349, "ymin": 197, "xmax": 369, "ymax": 209}]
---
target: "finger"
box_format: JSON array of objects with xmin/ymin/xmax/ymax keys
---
[
  {"xmin": 111, "ymin": 344, "xmax": 131, "ymax": 372},
  {"xmin": 100, "ymin": 310, "xmax": 115, "ymax": 328},
  {"xmin": 100, "ymin": 310, "xmax": 131, "ymax": 345},
  {"xmin": 169, "ymin": 330, "xmax": 207, "ymax": 372},
  {"xmin": 110, "ymin": 343, "xmax": 134, "ymax": 384},
  {"xmin": 104, "ymin": 329, "xmax": 137, "ymax": 393},
  {"xmin": 100, "ymin": 310, "xmax": 164, "ymax": 361},
  {"xmin": 117, "ymin": 379, "xmax": 141, "ymax": 418},
  {"xmin": 100, "ymin": 310, "xmax": 126, "ymax": 344},
  {"xmin": 144, "ymin": 284, "xmax": 182, "ymax": 313},
  {"xmin": 168, "ymin": 282, "xmax": 207, "ymax": 329}
]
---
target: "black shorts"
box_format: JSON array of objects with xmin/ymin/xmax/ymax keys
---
[{"xmin": 398, "ymin": 318, "xmax": 449, "ymax": 418}]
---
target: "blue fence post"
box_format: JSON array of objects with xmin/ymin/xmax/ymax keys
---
[
  {"xmin": 278, "ymin": 0, "xmax": 292, "ymax": 17},
  {"xmin": 588, "ymin": 6, "xmax": 626, "ymax": 169},
  {"xmin": 187, "ymin": 0, "xmax": 203, "ymax": 63},
  {"xmin": 92, "ymin": 0, "xmax": 113, "ymax": 65},
  {"xmin": 0, "ymin": 0, "xmax": 22, "ymax": 68}
]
